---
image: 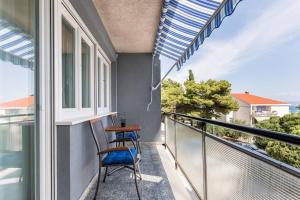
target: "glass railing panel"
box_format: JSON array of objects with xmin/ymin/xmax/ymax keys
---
[
  {"xmin": 206, "ymin": 136, "xmax": 300, "ymax": 200},
  {"xmin": 165, "ymin": 117, "xmax": 176, "ymax": 156},
  {"xmin": 0, "ymin": 115, "xmax": 34, "ymax": 200},
  {"xmin": 176, "ymin": 122, "xmax": 203, "ymax": 198}
]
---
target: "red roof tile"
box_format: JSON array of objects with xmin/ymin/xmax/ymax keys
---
[
  {"xmin": 231, "ymin": 93, "xmax": 288, "ymax": 105},
  {"xmin": 0, "ymin": 96, "xmax": 34, "ymax": 108}
]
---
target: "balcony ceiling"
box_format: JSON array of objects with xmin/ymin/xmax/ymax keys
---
[{"xmin": 93, "ymin": 0, "xmax": 162, "ymax": 53}]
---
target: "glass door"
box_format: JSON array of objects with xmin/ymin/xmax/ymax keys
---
[{"xmin": 0, "ymin": 0, "xmax": 38, "ymax": 199}]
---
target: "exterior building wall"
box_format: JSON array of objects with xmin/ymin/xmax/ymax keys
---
[
  {"xmin": 57, "ymin": 116, "xmax": 113, "ymax": 200},
  {"xmin": 232, "ymin": 99, "xmax": 251, "ymax": 125},
  {"xmin": 116, "ymin": 54, "xmax": 162, "ymax": 142},
  {"xmin": 270, "ymin": 105, "xmax": 290, "ymax": 117},
  {"xmin": 56, "ymin": 1, "xmax": 118, "ymax": 199},
  {"xmin": 68, "ymin": 0, "xmax": 117, "ymax": 61}
]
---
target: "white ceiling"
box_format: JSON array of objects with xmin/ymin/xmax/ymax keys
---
[{"xmin": 93, "ymin": 0, "xmax": 163, "ymax": 53}]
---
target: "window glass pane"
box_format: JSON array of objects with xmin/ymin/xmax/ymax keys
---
[
  {"xmin": 97, "ymin": 57, "xmax": 101, "ymax": 108},
  {"xmin": 103, "ymin": 64, "xmax": 107, "ymax": 107},
  {"xmin": 81, "ymin": 39, "xmax": 91, "ymax": 108},
  {"xmin": 0, "ymin": 0, "xmax": 37, "ymax": 199},
  {"xmin": 62, "ymin": 18, "xmax": 75, "ymax": 108}
]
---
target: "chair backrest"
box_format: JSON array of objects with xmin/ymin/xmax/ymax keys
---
[
  {"xmin": 90, "ymin": 118, "xmax": 108, "ymax": 153},
  {"xmin": 110, "ymin": 113, "xmax": 120, "ymax": 126}
]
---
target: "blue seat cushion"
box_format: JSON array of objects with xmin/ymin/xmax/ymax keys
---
[
  {"xmin": 102, "ymin": 147, "xmax": 137, "ymax": 165},
  {"xmin": 116, "ymin": 131, "xmax": 138, "ymax": 140}
]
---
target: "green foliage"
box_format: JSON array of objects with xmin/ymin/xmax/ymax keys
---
[
  {"xmin": 188, "ymin": 69, "xmax": 194, "ymax": 81},
  {"xmin": 161, "ymin": 79, "xmax": 184, "ymax": 113},
  {"xmin": 266, "ymin": 141, "xmax": 300, "ymax": 168},
  {"xmin": 254, "ymin": 113, "xmax": 300, "ymax": 168},
  {"xmin": 207, "ymin": 119, "xmax": 246, "ymax": 140},
  {"xmin": 254, "ymin": 117, "xmax": 283, "ymax": 149},
  {"xmin": 182, "ymin": 79, "xmax": 239, "ymax": 119},
  {"xmin": 161, "ymin": 70, "xmax": 239, "ymax": 119}
]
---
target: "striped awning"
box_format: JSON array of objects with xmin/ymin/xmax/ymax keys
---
[
  {"xmin": 154, "ymin": 0, "xmax": 242, "ymax": 70},
  {"xmin": 0, "ymin": 19, "xmax": 35, "ymax": 69}
]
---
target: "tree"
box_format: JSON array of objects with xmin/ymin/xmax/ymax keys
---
[
  {"xmin": 188, "ymin": 69, "xmax": 194, "ymax": 81},
  {"xmin": 181, "ymin": 78, "xmax": 239, "ymax": 119},
  {"xmin": 207, "ymin": 119, "xmax": 246, "ymax": 140},
  {"xmin": 161, "ymin": 79, "xmax": 184, "ymax": 113},
  {"xmin": 254, "ymin": 116, "xmax": 283, "ymax": 149},
  {"xmin": 254, "ymin": 114, "xmax": 300, "ymax": 168}
]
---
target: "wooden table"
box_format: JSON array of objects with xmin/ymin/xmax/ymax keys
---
[
  {"xmin": 105, "ymin": 124, "xmax": 142, "ymax": 147},
  {"xmin": 104, "ymin": 124, "xmax": 142, "ymax": 175},
  {"xmin": 105, "ymin": 124, "xmax": 142, "ymax": 132}
]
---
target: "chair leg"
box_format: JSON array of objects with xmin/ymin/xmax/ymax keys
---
[
  {"xmin": 133, "ymin": 164, "xmax": 141, "ymax": 200},
  {"xmin": 94, "ymin": 166, "xmax": 101, "ymax": 200},
  {"xmin": 137, "ymin": 162, "xmax": 142, "ymax": 180},
  {"xmin": 103, "ymin": 167, "xmax": 108, "ymax": 182},
  {"xmin": 137, "ymin": 140, "xmax": 142, "ymax": 154}
]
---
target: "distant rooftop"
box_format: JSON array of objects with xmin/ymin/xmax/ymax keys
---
[
  {"xmin": 0, "ymin": 96, "xmax": 34, "ymax": 108},
  {"xmin": 231, "ymin": 92, "xmax": 288, "ymax": 105}
]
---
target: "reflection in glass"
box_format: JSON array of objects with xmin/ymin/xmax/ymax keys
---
[
  {"xmin": 81, "ymin": 40, "xmax": 91, "ymax": 108},
  {"xmin": 62, "ymin": 18, "xmax": 75, "ymax": 108},
  {"xmin": 0, "ymin": 0, "xmax": 37, "ymax": 199},
  {"xmin": 97, "ymin": 57, "xmax": 101, "ymax": 108}
]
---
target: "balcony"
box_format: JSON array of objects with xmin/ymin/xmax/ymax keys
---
[
  {"xmin": 78, "ymin": 113, "xmax": 300, "ymax": 200},
  {"xmin": 83, "ymin": 144, "xmax": 198, "ymax": 200},
  {"xmin": 252, "ymin": 110, "xmax": 278, "ymax": 117}
]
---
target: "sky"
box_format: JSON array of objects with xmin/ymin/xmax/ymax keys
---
[{"xmin": 161, "ymin": 0, "xmax": 300, "ymax": 103}]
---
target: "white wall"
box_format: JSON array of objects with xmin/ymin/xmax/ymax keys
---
[
  {"xmin": 232, "ymin": 99, "xmax": 251, "ymax": 125},
  {"xmin": 270, "ymin": 105, "xmax": 290, "ymax": 117}
]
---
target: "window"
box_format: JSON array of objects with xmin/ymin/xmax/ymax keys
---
[
  {"xmin": 96, "ymin": 51, "xmax": 111, "ymax": 114},
  {"xmin": 62, "ymin": 18, "xmax": 76, "ymax": 108},
  {"xmin": 57, "ymin": 3, "xmax": 110, "ymax": 121},
  {"xmin": 0, "ymin": 0, "xmax": 38, "ymax": 198},
  {"xmin": 81, "ymin": 39, "xmax": 91, "ymax": 108}
]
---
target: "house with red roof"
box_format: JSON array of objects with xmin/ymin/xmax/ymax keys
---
[
  {"xmin": 0, "ymin": 96, "xmax": 34, "ymax": 115},
  {"xmin": 224, "ymin": 92, "xmax": 290, "ymax": 126}
]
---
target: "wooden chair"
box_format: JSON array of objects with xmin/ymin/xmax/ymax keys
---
[
  {"xmin": 90, "ymin": 118, "xmax": 141, "ymax": 200},
  {"xmin": 110, "ymin": 114, "xmax": 142, "ymax": 153}
]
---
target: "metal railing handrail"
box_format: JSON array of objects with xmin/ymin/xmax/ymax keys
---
[
  {"xmin": 0, "ymin": 113, "xmax": 34, "ymax": 118},
  {"xmin": 165, "ymin": 112, "xmax": 300, "ymax": 146},
  {"xmin": 163, "ymin": 113, "xmax": 300, "ymax": 200}
]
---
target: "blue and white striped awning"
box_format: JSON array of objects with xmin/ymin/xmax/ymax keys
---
[
  {"xmin": 154, "ymin": 0, "xmax": 242, "ymax": 70},
  {"xmin": 0, "ymin": 19, "xmax": 35, "ymax": 69}
]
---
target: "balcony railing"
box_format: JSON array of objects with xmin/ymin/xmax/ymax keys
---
[
  {"xmin": 252, "ymin": 110, "xmax": 278, "ymax": 117},
  {"xmin": 163, "ymin": 112, "xmax": 300, "ymax": 200}
]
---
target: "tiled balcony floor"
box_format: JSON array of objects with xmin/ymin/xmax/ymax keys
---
[{"xmin": 84, "ymin": 144, "xmax": 198, "ymax": 200}]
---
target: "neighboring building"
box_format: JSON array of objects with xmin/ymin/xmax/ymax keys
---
[
  {"xmin": 0, "ymin": 95, "xmax": 34, "ymax": 116},
  {"xmin": 223, "ymin": 92, "xmax": 290, "ymax": 126}
]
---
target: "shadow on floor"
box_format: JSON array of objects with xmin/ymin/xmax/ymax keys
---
[{"xmin": 84, "ymin": 144, "xmax": 175, "ymax": 200}]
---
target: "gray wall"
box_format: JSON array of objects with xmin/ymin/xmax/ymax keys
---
[
  {"xmin": 116, "ymin": 54, "xmax": 161, "ymax": 142},
  {"xmin": 57, "ymin": 117, "xmax": 112, "ymax": 200},
  {"xmin": 69, "ymin": 0, "xmax": 116, "ymax": 61}
]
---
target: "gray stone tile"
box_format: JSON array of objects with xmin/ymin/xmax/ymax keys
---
[{"xmin": 85, "ymin": 145, "xmax": 175, "ymax": 200}]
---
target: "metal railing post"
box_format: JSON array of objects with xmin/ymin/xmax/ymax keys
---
[
  {"xmin": 201, "ymin": 121, "xmax": 208, "ymax": 200},
  {"xmin": 164, "ymin": 115, "xmax": 167, "ymax": 149},
  {"xmin": 174, "ymin": 114, "xmax": 178, "ymax": 169}
]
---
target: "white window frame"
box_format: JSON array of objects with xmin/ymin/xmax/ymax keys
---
[
  {"xmin": 55, "ymin": 0, "xmax": 112, "ymax": 121},
  {"xmin": 103, "ymin": 59, "xmax": 111, "ymax": 113},
  {"xmin": 78, "ymin": 29, "xmax": 94, "ymax": 116},
  {"xmin": 56, "ymin": 5, "xmax": 80, "ymax": 120},
  {"xmin": 96, "ymin": 50, "xmax": 111, "ymax": 114}
]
